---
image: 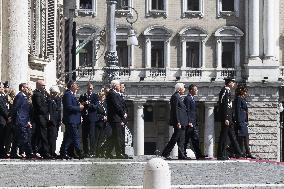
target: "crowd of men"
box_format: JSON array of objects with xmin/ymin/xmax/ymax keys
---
[
  {"xmin": 162, "ymin": 78, "xmax": 255, "ymax": 160},
  {"xmin": 0, "ymin": 77, "xmax": 255, "ymax": 160},
  {"xmin": 0, "ymin": 79, "xmax": 131, "ymax": 159}
]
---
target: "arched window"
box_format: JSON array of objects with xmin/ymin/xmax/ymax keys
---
[
  {"xmin": 143, "ymin": 26, "xmax": 172, "ymax": 69},
  {"xmin": 214, "ymin": 26, "xmax": 244, "ymax": 69},
  {"xmin": 179, "ymin": 27, "xmax": 207, "ymax": 68}
]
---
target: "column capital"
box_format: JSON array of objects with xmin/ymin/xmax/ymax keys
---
[{"xmin": 133, "ymin": 100, "xmax": 146, "ymax": 108}]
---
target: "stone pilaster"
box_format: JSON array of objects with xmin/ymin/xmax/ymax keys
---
[
  {"xmin": 204, "ymin": 102, "xmax": 215, "ymax": 158},
  {"xmin": 8, "ymin": 0, "xmax": 29, "ymax": 90},
  {"xmin": 133, "ymin": 101, "xmax": 145, "ymax": 156}
]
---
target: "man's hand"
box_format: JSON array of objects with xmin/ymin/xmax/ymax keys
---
[
  {"xmin": 225, "ymin": 120, "xmax": 230, "ymax": 126},
  {"xmin": 188, "ymin": 123, "xmax": 193, "ymax": 127},
  {"xmin": 27, "ymin": 122, "xmax": 32, "ymax": 128},
  {"xmin": 79, "ymin": 104, "xmax": 84, "ymax": 111},
  {"xmin": 177, "ymin": 123, "xmax": 181, "ymax": 128},
  {"xmin": 124, "ymin": 113, "xmax": 127, "ymax": 119}
]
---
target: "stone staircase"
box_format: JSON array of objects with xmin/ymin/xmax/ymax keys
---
[{"xmin": 0, "ymin": 156, "xmax": 283, "ymax": 188}]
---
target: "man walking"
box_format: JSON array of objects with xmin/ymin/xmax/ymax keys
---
[
  {"xmin": 184, "ymin": 84, "xmax": 204, "ymax": 159},
  {"xmin": 32, "ymin": 80, "xmax": 51, "ymax": 159},
  {"xmin": 162, "ymin": 83, "xmax": 189, "ymax": 160},
  {"xmin": 217, "ymin": 78, "xmax": 243, "ymax": 160},
  {"xmin": 60, "ymin": 81, "xmax": 84, "ymax": 159}
]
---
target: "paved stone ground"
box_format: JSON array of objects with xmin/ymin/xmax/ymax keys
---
[{"xmin": 0, "ymin": 156, "xmax": 283, "ymax": 188}]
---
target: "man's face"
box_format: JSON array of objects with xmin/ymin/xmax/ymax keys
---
[
  {"xmin": 22, "ymin": 84, "xmax": 29, "ymax": 94},
  {"xmin": 190, "ymin": 86, "xmax": 198, "ymax": 96},
  {"xmin": 179, "ymin": 86, "xmax": 185, "ymax": 95},
  {"xmin": 228, "ymin": 81, "xmax": 236, "ymax": 89},
  {"xmin": 71, "ymin": 83, "xmax": 79, "ymax": 93},
  {"xmin": 120, "ymin": 84, "xmax": 125, "ymax": 93},
  {"xmin": 115, "ymin": 83, "xmax": 121, "ymax": 92}
]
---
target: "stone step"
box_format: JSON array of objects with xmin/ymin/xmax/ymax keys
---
[{"xmin": 0, "ymin": 156, "xmax": 283, "ymax": 188}]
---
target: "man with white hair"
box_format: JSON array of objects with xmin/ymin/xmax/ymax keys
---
[
  {"xmin": 162, "ymin": 83, "xmax": 189, "ymax": 160},
  {"xmin": 105, "ymin": 80, "xmax": 128, "ymax": 159}
]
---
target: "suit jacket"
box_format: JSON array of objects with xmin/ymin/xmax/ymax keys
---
[
  {"xmin": 32, "ymin": 89, "xmax": 49, "ymax": 124},
  {"xmin": 62, "ymin": 89, "xmax": 81, "ymax": 125},
  {"xmin": 11, "ymin": 92, "xmax": 32, "ymax": 127},
  {"xmin": 169, "ymin": 92, "xmax": 188, "ymax": 128},
  {"xmin": 218, "ymin": 86, "xmax": 233, "ymax": 122},
  {"xmin": 48, "ymin": 96, "xmax": 62, "ymax": 126},
  {"xmin": 184, "ymin": 94, "xmax": 197, "ymax": 127},
  {"xmin": 96, "ymin": 100, "xmax": 107, "ymax": 123},
  {"xmin": 119, "ymin": 93, "xmax": 128, "ymax": 124},
  {"xmin": 234, "ymin": 96, "xmax": 248, "ymax": 126},
  {"xmin": 106, "ymin": 89, "xmax": 125, "ymax": 123},
  {"xmin": 0, "ymin": 94, "xmax": 9, "ymax": 126}
]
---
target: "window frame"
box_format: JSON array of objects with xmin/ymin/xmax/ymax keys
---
[
  {"xmin": 116, "ymin": 0, "xmax": 133, "ymax": 17},
  {"xmin": 217, "ymin": 0, "xmax": 239, "ymax": 18},
  {"xmin": 146, "ymin": 0, "xmax": 168, "ymax": 18},
  {"xmin": 182, "ymin": 0, "xmax": 204, "ymax": 18},
  {"xmin": 76, "ymin": 0, "xmax": 97, "ymax": 17},
  {"xmin": 179, "ymin": 27, "xmax": 207, "ymax": 69},
  {"xmin": 214, "ymin": 26, "xmax": 244, "ymax": 69}
]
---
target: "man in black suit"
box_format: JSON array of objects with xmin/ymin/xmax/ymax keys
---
[
  {"xmin": 217, "ymin": 78, "xmax": 243, "ymax": 160},
  {"xmin": 32, "ymin": 80, "xmax": 51, "ymax": 159},
  {"xmin": 0, "ymin": 82, "xmax": 9, "ymax": 158},
  {"xmin": 79, "ymin": 82, "xmax": 98, "ymax": 157},
  {"xmin": 47, "ymin": 86, "xmax": 62, "ymax": 158},
  {"xmin": 162, "ymin": 83, "xmax": 189, "ymax": 160},
  {"xmin": 105, "ymin": 80, "xmax": 127, "ymax": 159},
  {"xmin": 183, "ymin": 84, "xmax": 204, "ymax": 159}
]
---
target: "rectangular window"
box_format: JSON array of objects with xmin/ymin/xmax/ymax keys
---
[
  {"xmin": 187, "ymin": 0, "xmax": 200, "ymax": 11},
  {"xmin": 221, "ymin": 0, "xmax": 234, "ymax": 11},
  {"xmin": 151, "ymin": 41, "xmax": 164, "ymax": 68},
  {"xmin": 80, "ymin": 0, "xmax": 92, "ymax": 9},
  {"xmin": 152, "ymin": 0, "xmax": 164, "ymax": 10},
  {"xmin": 222, "ymin": 42, "xmax": 235, "ymax": 68},
  {"xmin": 78, "ymin": 40, "xmax": 93, "ymax": 66},
  {"xmin": 116, "ymin": 41, "xmax": 128, "ymax": 67},
  {"xmin": 186, "ymin": 42, "xmax": 200, "ymax": 68},
  {"xmin": 116, "ymin": 0, "xmax": 129, "ymax": 10}
]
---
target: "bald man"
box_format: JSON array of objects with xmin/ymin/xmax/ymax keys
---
[{"xmin": 32, "ymin": 80, "xmax": 51, "ymax": 159}]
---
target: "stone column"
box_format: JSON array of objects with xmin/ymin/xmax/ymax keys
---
[
  {"xmin": 164, "ymin": 39, "xmax": 170, "ymax": 68},
  {"xmin": 216, "ymin": 39, "xmax": 222, "ymax": 68},
  {"xmin": 264, "ymin": 0, "xmax": 274, "ymax": 58},
  {"xmin": 201, "ymin": 40, "xmax": 206, "ymax": 68},
  {"xmin": 204, "ymin": 103, "xmax": 215, "ymax": 158},
  {"xmin": 134, "ymin": 101, "xmax": 145, "ymax": 156},
  {"xmin": 181, "ymin": 40, "xmax": 187, "ymax": 68},
  {"xmin": 128, "ymin": 45, "xmax": 134, "ymax": 68},
  {"xmin": 145, "ymin": 38, "xmax": 151, "ymax": 68},
  {"xmin": 248, "ymin": 0, "xmax": 260, "ymax": 58},
  {"xmin": 8, "ymin": 0, "xmax": 29, "ymax": 90}
]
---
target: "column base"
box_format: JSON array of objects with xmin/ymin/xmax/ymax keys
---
[{"xmin": 245, "ymin": 57, "xmax": 279, "ymax": 82}]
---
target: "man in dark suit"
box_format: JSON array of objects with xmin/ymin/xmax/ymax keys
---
[
  {"xmin": 32, "ymin": 80, "xmax": 51, "ymax": 159},
  {"xmin": 183, "ymin": 84, "xmax": 204, "ymax": 159},
  {"xmin": 11, "ymin": 83, "xmax": 33, "ymax": 159},
  {"xmin": 79, "ymin": 82, "xmax": 98, "ymax": 157},
  {"xmin": 60, "ymin": 81, "xmax": 84, "ymax": 159},
  {"xmin": 105, "ymin": 80, "xmax": 127, "ymax": 159},
  {"xmin": 217, "ymin": 78, "xmax": 243, "ymax": 160},
  {"xmin": 162, "ymin": 83, "xmax": 189, "ymax": 160},
  {"xmin": 47, "ymin": 86, "xmax": 62, "ymax": 158},
  {"xmin": 0, "ymin": 82, "xmax": 9, "ymax": 158}
]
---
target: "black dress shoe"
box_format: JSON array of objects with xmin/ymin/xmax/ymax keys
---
[
  {"xmin": 116, "ymin": 154, "xmax": 126, "ymax": 159},
  {"xmin": 217, "ymin": 156, "xmax": 230, "ymax": 160},
  {"xmin": 246, "ymin": 154, "xmax": 256, "ymax": 159},
  {"xmin": 10, "ymin": 154, "xmax": 22, "ymax": 159},
  {"xmin": 178, "ymin": 156, "xmax": 191, "ymax": 160},
  {"xmin": 122, "ymin": 154, "xmax": 133, "ymax": 159},
  {"xmin": 42, "ymin": 153, "xmax": 52, "ymax": 159},
  {"xmin": 60, "ymin": 154, "xmax": 72, "ymax": 160}
]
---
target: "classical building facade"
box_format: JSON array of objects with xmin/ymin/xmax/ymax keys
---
[
  {"xmin": 64, "ymin": 0, "xmax": 284, "ymax": 161},
  {"xmin": 0, "ymin": 0, "xmax": 64, "ymax": 90}
]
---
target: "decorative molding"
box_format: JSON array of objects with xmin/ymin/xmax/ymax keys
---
[
  {"xmin": 217, "ymin": 0, "xmax": 239, "ymax": 18},
  {"xmin": 182, "ymin": 0, "xmax": 204, "ymax": 18},
  {"xmin": 146, "ymin": 0, "xmax": 168, "ymax": 18}
]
